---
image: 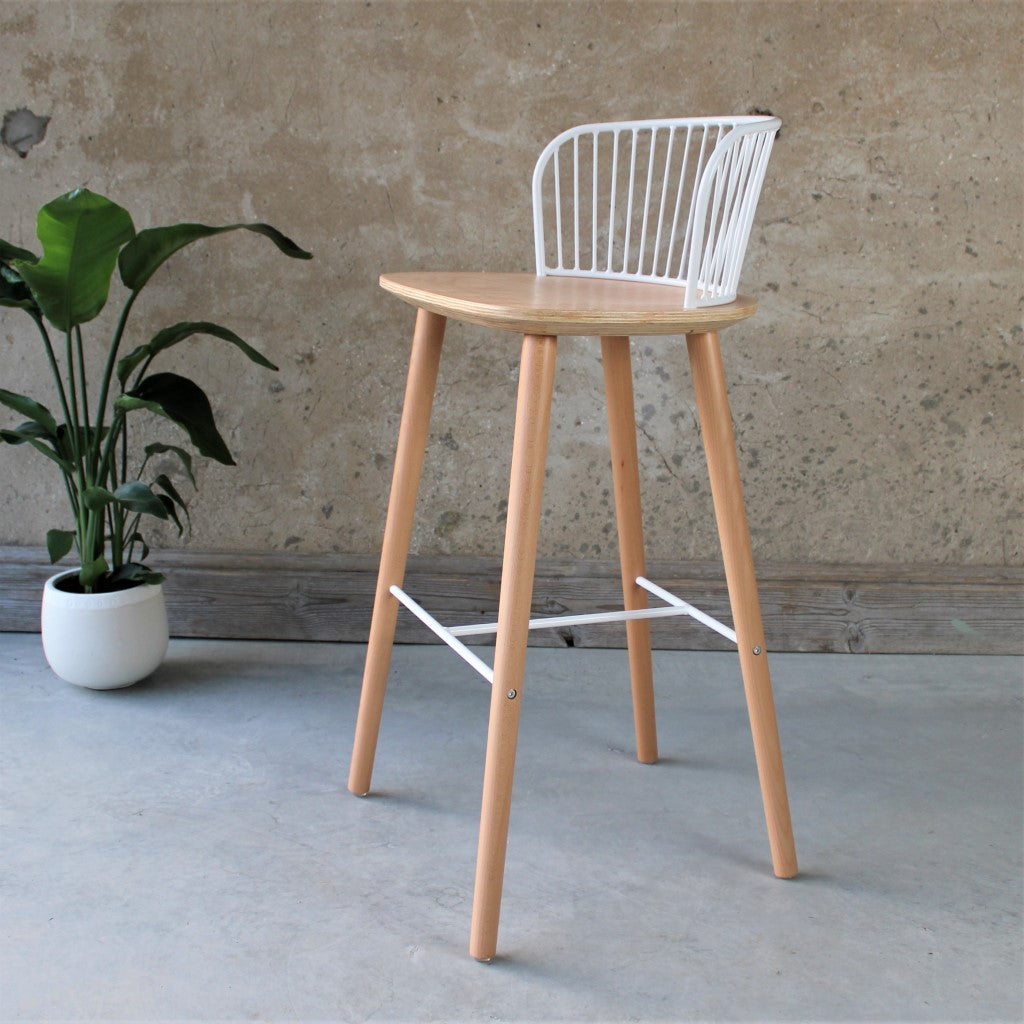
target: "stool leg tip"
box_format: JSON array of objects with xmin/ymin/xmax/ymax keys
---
[{"xmin": 773, "ymin": 852, "xmax": 799, "ymax": 879}]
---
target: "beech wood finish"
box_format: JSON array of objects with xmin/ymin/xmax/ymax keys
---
[
  {"xmin": 602, "ymin": 336, "xmax": 658, "ymax": 764},
  {"xmin": 470, "ymin": 334, "xmax": 557, "ymax": 961},
  {"xmin": 686, "ymin": 332, "xmax": 798, "ymax": 878},
  {"xmin": 348, "ymin": 309, "xmax": 446, "ymax": 798},
  {"xmin": 380, "ymin": 272, "xmax": 757, "ymax": 336},
  {"xmin": 351, "ymin": 270, "xmax": 797, "ymax": 960}
]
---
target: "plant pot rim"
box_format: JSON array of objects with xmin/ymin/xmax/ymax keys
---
[{"xmin": 44, "ymin": 569, "xmax": 164, "ymax": 610}]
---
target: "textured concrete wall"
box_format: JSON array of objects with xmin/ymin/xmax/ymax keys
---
[{"xmin": 1, "ymin": 1, "xmax": 1020, "ymax": 572}]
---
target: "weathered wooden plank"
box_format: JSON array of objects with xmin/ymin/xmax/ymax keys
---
[{"xmin": 1, "ymin": 546, "xmax": 1020, "ymax": 655}]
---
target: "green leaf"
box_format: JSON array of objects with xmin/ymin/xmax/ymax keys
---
[
  {"xmin": 46, "ymin": 528, "xmax": 76, "ymax": 564},
  {"xmin": 84, "ymin": 481, "xmax": 169, "ymax": 522},
  {"xmin": 118, "ymin": 221, "xmax": 311, "ymax": 292},
  {"xmin": 116, "ymin": 372, "xmax": 234, "ymax": 465},
  {"xmin": 12, "ymin": 189, "xmax": 135, "ymax": 330},
  {"xmin": 29, "ymin": 439, "xmax": 72, "ymax": 470},
  {"xmin": 1, "ymin": 420, "xmax": 53, "ymax": 443},
  {"xmin": 124, "ymin": 531, "xmax": 151, "ymax": 562},
  {"xmin": 0, "ymin": 264, "xmax": 41, "ymax": 312},
  {"xmin": 157, "ymin": 493, "xmax": 185, "ymax": 536},
  {"xmin": 53, "ymin": 423, "xmax": 86, "ymax": 463},
  {"xmin": 82, "ymin": 485, "xmax": 116, "ymax": 511},
  {"xmin": 144, "ymin": 442, "xmax": 196, "ymax": 488},
  {"xmin": 11, "ymin": 434, "xmax": 73, "ymax": 472},
  {"xmin": 0, "ymin": 387, "xmax": 58, "ymax": 435},
  {"xmin": 153, "ymin": 473, "xmax": 190, "ymax": 520},
  {"xmin": 0, "ymin": 238, "xmax": 38, "ymax": 264},
  {"xmin": 109, "ymin": 562, "xmax": 164, "ymax": 587},
  {"xmin": 117, "ymin": 320, "xmax": 278, "ymax": 386},
  {"xmin": 0, "ymin": 291, "xmax": 38, "ymax": 313},
  {"xmin": 1, "ymin": 421, "xmax": 76, "ymax": 473},
  {"xmin": 112, "ymin": 480, "xmax": 171, "ymax": 519},
  {"xmin": 153, "ymin": 474, "xmax": 190, "ymax": 537}
]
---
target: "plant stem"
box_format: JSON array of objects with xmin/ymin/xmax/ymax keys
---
[
  {"xmin": 32, "ymin": 315, "xmax": 73, "ymax": 433},
  {"xmin": 115, "ymin": 415, "xmax": 128, "ymax": 565},
  {"xmin": 94, "ymin": 292, "xmax": 142, "ymax": 572},
  {"xmin": 126, "ymin": 512, "xmax": 142, "ymax": 563},
  {"xmin": 120, "ymin": 412, "xmax": 129, "ymax": 483},
  {"xmin": 93, "ymin": 290, "xmax": 139, "ymax": 443},
  {"xmin": 75, "ymin": 328, "xmax": 90, "ymax": 432},
  {"xmin": 96, "ymin": 410, "xmax": 125, "ymax": 501},
  {"xmin": 107, "ymin": 462, "xmax": 118, "ymax": 568},
  {"xmin": 74, "ymin": 325, "xmax": 97, "ymax": 488},
  {"xmin": 64, "ymin": 328, "xmax": 79, "ymax": 443},
  {"xmin": 132, "ymin": 353, "xmax": 157, "ymax": 392},
  {"xmin": 62, "ymin": 327, "xmax": 91, "ymax": 561}
]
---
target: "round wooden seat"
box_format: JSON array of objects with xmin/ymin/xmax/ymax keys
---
[{"xmin": 380, "ymin": 271, "xmax": 757, "ymax": 336}]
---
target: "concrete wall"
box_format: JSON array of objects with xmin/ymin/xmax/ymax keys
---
[{"xmin": 2, "ymin": 1, "xmax": 1021, "ymax": 575}]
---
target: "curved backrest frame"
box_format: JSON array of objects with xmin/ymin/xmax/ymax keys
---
[{"xmin": 532, "ymin": 116, "xmax": 780, "ymax": 307}]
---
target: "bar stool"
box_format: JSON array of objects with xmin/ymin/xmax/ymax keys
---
[{"xmin": 348, "ymin": 117, "xmax": 798, "ymax": 961}]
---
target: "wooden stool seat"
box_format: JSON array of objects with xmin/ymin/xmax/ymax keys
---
[{"xmin": 380, "ymin": 271, "xmax": 758, "ymax": 336}]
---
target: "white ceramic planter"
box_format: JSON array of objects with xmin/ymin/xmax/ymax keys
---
[{"xmin": 41, "ymin": 571, "xmax": 169, "ymax": 689}]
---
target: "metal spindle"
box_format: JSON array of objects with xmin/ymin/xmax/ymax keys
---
[
  {"xmin": 606, "ymin": 129, "xmax": 620, "ymax": 272},
  {"xmin": 678, "ymin": 124, "xmax": 712, "ymax": 284},
  {"xmin": 553, "ymin": 149, "xmax": 563, "ymax": 270},
  {"xmin": 635, "ymin": 127, "xmax": 658, "ymax": 276},
  {"xmin": 591, "ymin": 131, "xmax": 599, "ymax": 272},
  {"xmin": 650, "ymin": 125, "xmax": 676, "ymax": 277},
  {"xmin": 531, "ymin": 115, "xmax": 780, "ymax": 306},
  {"xmin": 572, "ymin": 134, "xmax": 581, "ymax": 271},
  {"xmin": 622, "ymin": 128, "xmax": 639, "ymax": 274}
]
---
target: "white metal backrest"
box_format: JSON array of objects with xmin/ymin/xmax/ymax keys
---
[{"xmin": 532, "ymin": 116, "xmax": 780, "ymax": 307}]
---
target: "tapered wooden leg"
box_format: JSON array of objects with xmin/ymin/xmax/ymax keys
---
[
  {"xmin": 348, "ymin": 309, "xmax": 446, "ymax": 797},
  {"xmin": 686, "ymin": 331, "xmax": 798, "ymax": 879},
  {"xmin": 601, "ymin": 336, "xmax": 658, "ymax": 764},
  {"xmin": 469, "ymin": 334, "xmax": 557, "ymax": 962}
]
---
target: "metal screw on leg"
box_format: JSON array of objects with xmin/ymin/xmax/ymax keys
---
[
  {"xmin": 752, "ymin": 646, "xmax": 762, "ymax": 656},
  {"xmin": 506, "ymin": 689, "xmax": 518, "ymax": 700}
]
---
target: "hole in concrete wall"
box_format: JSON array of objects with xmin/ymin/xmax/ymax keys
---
[{"xmin": 2, "ymin": 107, "xmax": 50, "ymax": 158}]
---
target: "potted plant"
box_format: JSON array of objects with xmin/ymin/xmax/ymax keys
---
[{"xmin": 0, "ymin": 188, "xmax": 311, "ymax": 688}]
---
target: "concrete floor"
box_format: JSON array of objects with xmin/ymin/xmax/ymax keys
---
[{"xmin": 0, "ymin": 634, "xmax": 1021, "ymax": 1023}]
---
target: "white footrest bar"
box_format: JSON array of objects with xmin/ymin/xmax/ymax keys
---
[
  {"xmin": 390, "ymin": 576, "xmax": 736, "ymax": 687},
  {"xmin": 389, "ymin": 585, "xmax": 495, "ymax": 684},
  {"xmin": 635, "ymin": 576, "xmax": 738, "ymax": 644},
  {"xmin": 448, "ymin": 603, "xmax": 711, "ymax": 638}
]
